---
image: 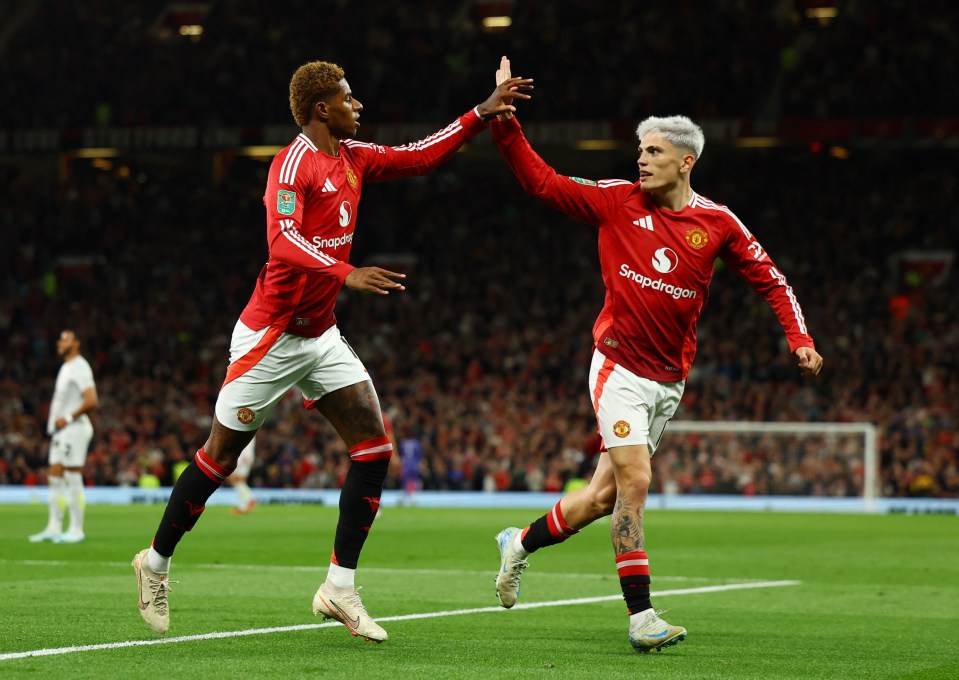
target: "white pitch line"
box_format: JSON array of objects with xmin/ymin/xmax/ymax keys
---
[
  {"xmin": 0, "ymin": 579, "xmax": 799, "ymax": 661},
  {"xmin": 0, "ymin": 559, "xmax": 761, "ymax": 583}
]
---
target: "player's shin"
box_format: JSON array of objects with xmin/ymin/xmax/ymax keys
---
[
  {"xmin": 330, "ymin": 438, "xmax": 392, "ymax": 570},
  {"xmin": 152, "ymin": 447, "xmax": 228, "ymax": 557}
]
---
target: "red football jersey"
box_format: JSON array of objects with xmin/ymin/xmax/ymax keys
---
[
  {"xmin": 491, "ymin": 116, "xmax": 814, "ymax": 382},
  {"xmin": 240, "ymin": 109, "xmax": 485, "ymax": 337}
]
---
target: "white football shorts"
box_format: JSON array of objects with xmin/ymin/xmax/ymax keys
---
[
  {"xmin": 215, "ymin": 321, "xmax": 370, "ymax": 432},
  {"xmin": 48, "ymin": 420, "xmax": 94, "ymax": 467},
  {"xmin": 588, "ymin": 348, "xmax": 684, "ymax": 456}
]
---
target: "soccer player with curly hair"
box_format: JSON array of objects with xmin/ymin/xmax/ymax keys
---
[{"xmin": 132, "ymin": 59, "xmax": 531, "ymax": 642}]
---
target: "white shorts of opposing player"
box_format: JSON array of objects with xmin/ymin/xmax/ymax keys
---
[{"xmin": 30, "ymin": 421, "xmax": 94, "ymax": 543}]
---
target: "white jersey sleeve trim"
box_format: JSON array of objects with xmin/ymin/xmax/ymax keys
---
[
  {"xmin": 769, "ymin": 267, "xmax": 809, "ymax": 335},
  {"xmin": 692, "ymin": 193, "xmax": 754, "ymax": 240},
  {"xmin": 279, "ymin": 219, "xmax": 339, "ymax": 267},
  {"xmin": 279, "ymin": 139, "xmax": 312, "ymax": 185},
  {"xmin": 390, "ymin": 121, "xmax": 463, "ymax": 152}
]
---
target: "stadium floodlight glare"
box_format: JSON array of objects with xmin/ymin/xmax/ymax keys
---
[
  {"xmin": 74, "ymin": 147, "xmax": 120, "ymax": 158},
  {"xmin": 575, "ymin": 139, "xmax": 619, "ymax": 151},
  {"xmin": 238, "ymin": 145, "xmax": 285, "ymax": 158},
  {"xmin": 178, "ymin": 24, "xmax": 204, "ymax": 36},
  {"xmin": 482, "ymin": 16, "xmax": 512, "ymax": 28},
  {"xmin": 736, "ymin": 137, "xmax": 782, "ymax": 148},
  {"xmin": 805, "ymin": 7, "xmax": 838, "ymax": 19}
]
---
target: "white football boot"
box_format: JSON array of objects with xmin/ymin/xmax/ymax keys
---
[
  {"xmin": 494, "ymin": 527, "xmax": 529, "ymax": 608},
  {"xmin": 628, "ymin": 608, "xmax": 687, "ymax": 653},
  {"xmin": 313, "ymin": 581, "xmax": 388, "ymax": 643},
  {"xmin": 28, "ymin": 529, "xmax": 62, "ymax": 543},
  {"xmin": 132, "ymin": 548, "xmax": 174, "ymax": 634}
]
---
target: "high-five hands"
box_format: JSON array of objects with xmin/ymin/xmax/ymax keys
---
[
  {"xmin": 495, "ymin": 55, "xmax": 512, "ymax": 88},
  {"xmin": 494, "ymin": 55, "xmax": 527, "ymax": 121},
  {"xmin": 477, "ymin": 55, "xmax": 532, "ymax": 120}
]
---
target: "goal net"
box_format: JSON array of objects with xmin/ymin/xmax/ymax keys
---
[{"xmin": 653, "ymin": 421, "xmax": 879, "ymax": 507}]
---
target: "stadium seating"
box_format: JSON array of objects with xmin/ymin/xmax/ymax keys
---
[{"xmin": 1, "ymin": 1, "xmax": 956, "ymax": 498}]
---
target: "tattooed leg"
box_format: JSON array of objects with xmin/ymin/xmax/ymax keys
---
[
  {"xmin": 608, "ymin": 444, "xmax": 655, "ymax": 614},
  {"xmin": 607, "ymin": 444, "xmax": 653, "ymax": 555},
  {"xmin": 612, "ymin": 492, "xmax": 646, "ymax": 554}
]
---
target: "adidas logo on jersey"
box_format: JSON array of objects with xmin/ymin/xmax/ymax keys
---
[
  {"xmin": 322, "ymin": 178, "xmax": 337, "ymax": 193},
  {"xmin": 632, "ymin": 215, "xmax": 654, "ymax": 231}
]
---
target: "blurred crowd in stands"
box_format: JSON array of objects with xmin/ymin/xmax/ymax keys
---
[
  {"xmin": 2, "ymin": 143, "xmax": 956, "ymax": 498},
  {"xmin": 1, "ymin": 0, "xmax": 956, "ymax": 129},
  {"xmin": 1, "ymin": 1, "xmax": 957, "ymax": 499}
]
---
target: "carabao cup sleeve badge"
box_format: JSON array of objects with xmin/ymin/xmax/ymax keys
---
[{"xmin": 277, "ymin": 190, "xmax": 297, "ymax": 215}]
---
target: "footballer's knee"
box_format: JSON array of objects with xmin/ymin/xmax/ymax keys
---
[
  {"xmin": 203, "ymin": 419, "xmax": 255, "ymax": 471},
  {"xmin": 623, "ymin": 469, "xmax": 652, "ymax": 500},
  {"xmin": 582, "ymin": 483, "xmax": 617, "ymax": 519}
]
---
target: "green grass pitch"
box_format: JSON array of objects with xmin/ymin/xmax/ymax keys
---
[{"xmin": 2, "ymin": 503, "xmax": 957, "ymax": 679}]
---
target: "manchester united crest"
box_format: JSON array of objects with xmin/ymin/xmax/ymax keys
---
[
  {"xmin": 236, "ymin": 408, "xmax": 255, "ymax": 425},
  {"xmin": 613, "ymin": 420, "xmax": 631, "ymax": 438},
  {"xmin": 346, "ymin": 167, "xmax": 358, "ymax": 189},
  {"xmin": 685, "ymin": 227, "xmax": 708, "ymax": 249}
]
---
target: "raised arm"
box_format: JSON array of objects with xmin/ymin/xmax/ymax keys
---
[
  {"xmin": 347, "ymin": 74, "xmax": 533, "ymax": 183},
  {"xmin": 489, "ymin": 57, "xmax": 624, "ymax": 225}
]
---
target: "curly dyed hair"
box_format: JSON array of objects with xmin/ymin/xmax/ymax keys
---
[{"xmin": 289, "ymin": 61, "xmax": 345, "ymax": 127}]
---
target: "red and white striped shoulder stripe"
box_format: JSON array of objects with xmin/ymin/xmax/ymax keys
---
[
  {"xmin": 597, "ymin": 179, "xmax": 633, "ymax": 189},
  {"xmin": 690, "ymin": 191, "xmax": 753, "ymax": 240},
  {"xmin": 278, "ymin": 133, "xmax": 317, "ymax": 185}
]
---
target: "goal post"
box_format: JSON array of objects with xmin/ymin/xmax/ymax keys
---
[{"xmin": 657, "ymin": 421, "xmax": 880, "ymax": 511}]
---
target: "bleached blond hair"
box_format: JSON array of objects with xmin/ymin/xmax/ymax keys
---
[{"xmin": 636, "ymin": 115, "xmax": 705, "ymax": 159}]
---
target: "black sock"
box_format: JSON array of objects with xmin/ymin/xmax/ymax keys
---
[
  {"xmin": 520, "ymin": 501, "xmax": 578, "ymax": 553},
  {"xmin": 617, "ymin": 550, "xmax": 652, "ymax": 615},
  {"xmin": 152, "ymin": 451, "xmax": 226, "ymax": 556},
  {"xmin": 332, "ymin": 459, "xmax": 389, "ymax": 569}
]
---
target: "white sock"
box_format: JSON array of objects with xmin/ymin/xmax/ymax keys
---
[
  {"xmin": 327, "ymin": 563, "xmax": 355, "ymax": 589},
  {"xmin": 147, "ymin": 547, "xmax": 171, "ymax": 574},
  {"xmin": 513, "ymin": 531, "xmax": 530, "ymax": 559},
  {"xmin": 46, "ymin": 476, "xmax": 65, "ymax": 533},
  {"xmin": 63, "ymin": 471, "xmax": 85, "ymax": 534},
  {"xmin": 234, "ymin": 481, "xmax": 252, "ymax": 508}
]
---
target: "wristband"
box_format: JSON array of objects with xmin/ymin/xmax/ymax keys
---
[{"xmin": 64, "ymin": 413, "xmax": 74, "ymax": 424}]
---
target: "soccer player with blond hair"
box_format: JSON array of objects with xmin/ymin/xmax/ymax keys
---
[{"xmin": 489, "ymin": 57, "xmax": 822, "ymax": 653}]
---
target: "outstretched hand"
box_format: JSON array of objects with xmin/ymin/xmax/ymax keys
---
[
  {"xmin": 345, "ymin": 266, "xmax": 407, "ymax": 295},
  {"xmin": 495, "ymin": 54, "xmax": 512, "ymax": 87},
  {"xmin": 795, "ymin": 346, "xmax": 824, "ymax": 377},
  {"xmin": 476, "ymin": 55, "xmax": 532, "ymax": 120}
]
